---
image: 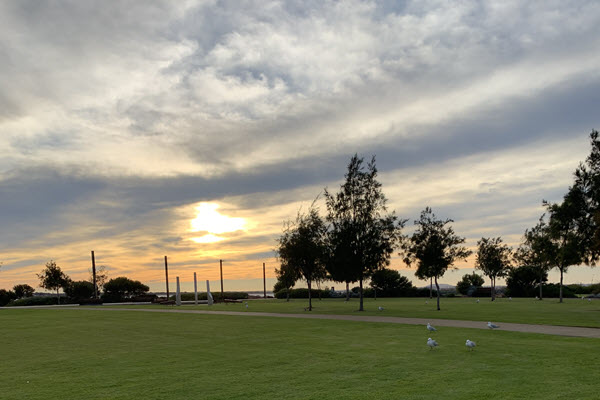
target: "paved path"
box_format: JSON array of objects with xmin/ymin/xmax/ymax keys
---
[{"xmin": 45, "ymin": 307, "xmax": 599, "ymax": 338}]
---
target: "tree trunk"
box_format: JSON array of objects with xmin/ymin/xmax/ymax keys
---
[
  {"xmin": 435, "ymin": 276, "xmax": 440, "ymax": 311},
  {"xmin": 374, "ymin": 288, "xmax": 377, "ymax": 301},
  {"xmin": 345, "ymin": 282, "xmax": 350, "ymax": 301},
  {"xmin": 308, "ymin": 280, "xmax": 312, "ymax": 311},
  {"xmin": 491, "ymin": 277, "xmax": 496, "ymax": 301},
  {"xmin": 286, "ymin": 289, "xmax": 290, "ymax": 302},
  {"xmin": 559, "ymin": 269, "xmax": 563, "ymax": 303},
  {"xmin": 429, "ymin": 277, "xmax": 433, "ymax": 299},
  {"xmin": 56, "ymin": 288, "xmax": 60, "ymax": 305},
  {"xmin": 359, "ymin": 278, "xmax": 364, "ymax": 311},
  {"xmin": 539, "ymin": 274, "xmax": 543, "ymax": 300}
]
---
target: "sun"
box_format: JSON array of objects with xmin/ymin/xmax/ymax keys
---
[{"xmin": 189, "ymin": 203, "xmax": 247, "ymax": 243}]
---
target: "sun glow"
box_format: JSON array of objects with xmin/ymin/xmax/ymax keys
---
[{"xmin": 189, "ymin": 203, "xmax": 247, "ymax": 243}]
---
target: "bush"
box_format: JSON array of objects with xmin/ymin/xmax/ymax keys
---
[
  {"xmin": 0, "ymin": 289, "xmax": 17, "ymax": 306},
  {"xmin": 79, "ymin": 298, "xmax": 103, "ymax": 305},
  {"xmin": 456, "ymin": 273, "xmax": 485, "ymax": 295},
  {"xmin": 64, "ymin": 280, "xmax": 95, "ymax": 301},
  {"xmin": 541, "ymin": 284, "xmax": 577, "ymax": 298},
  {"xmin": 170, "ymin": 292, "xmax": 249, "ymax": 301},
  {"xmin": 103, "ymin": 277, "xmax": 149, "ymax": 302},
  {"xmin": 369, "ymin": 268, "xmax": 415, "ymax": 297},
  {"xmin": 13, "ymin": 284, "xmax": 35, "ymax": 299},
  {"xmin": 274, "ymin": 288, "xmax": 330, "ymax": 299},
  {"xmin": 7, "ymin": 296, "xmax": 60, "ymax": 307}
]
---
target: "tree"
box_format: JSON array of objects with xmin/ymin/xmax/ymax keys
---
[
  {"xmin": 369, "ymin": 268, "xmax": 413, "ymax": 297},
  {"xmin": 276, "ymin": 204, "xmax": 328, "ymax": 311},
  {"xmin": 506, "ymin": 265, "xmax": 548, "ymax": 297},
  {"xmin": 455, "ymin": 272, "xmax": 484, "ymax": 295},
  {"xmin": 544, "ymin": 185, "xmax": 587, "ymax": 303},
  {"xmin": 103, "ymin": 277, "xmax": 149, "ymax": 302},
  {"xmin": 514, "ymin": 217, "xmax": 554, "ymax": 299},
  {"xmin": 64, "ymin": 280, "xmax": 95, "ymax": 300},
  {"xmin": 401, "ymin": 207, "xmax": 472, "ymax": 310},
  {"xmin": 37, "ymin": 260, "xmax": 69, "ymax": 304},
  {"xmin": 273, "ymin": 262, "xmax": 299, "ymax": 302},
  {"xmin": 325, "ymin": 155, "xmax": 404, "ymax": 311},
  {"xmin": 475, "ymin": 237, "xmax": 512, "ymax": 301},
  {"xmin": 0, "ymin": 289, "xmax": 16, "ymax": 306},
  {"xmin": 89, "ymin": 265, "xmax": 109, "ymax": 292},
  {"xmin": 13, "ymin": 284, "xmax": 35, "ymax": 298},
  {"xmin": 571, "ymin": 130, "xmax": 600, "ymax": 262}
]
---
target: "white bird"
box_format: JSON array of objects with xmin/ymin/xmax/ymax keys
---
[
  {"xmin": 465, "ymin": 339, "xmax": 476, "ymax": 351},
  {"xmin": 476, "ymin": 299, "xmax": 480, "ymax": 303},
  {"xmin": 245, "ymin": 303, "xmax": 248, "ymax": 309},
  {"xmin": 427, "ymin": 338, "xmax": 438, "ymax": 350},
  {"xmin": 378, "ymin": 306, "xmax": 384, "ymax": 311},
  {"xmin": 588, "ymin": 298, "xmax": 592, "ymax": 302},
  {"xmin": 508, "ymin": 297, "xmax": 512, "ymax": 301},
  {"xmin": 487, "ymin": 321, "xmax": 500, "ymax": 329},
  {"xmin": 425, "ymin": 300, "xmax": 429, "ymax": 304},
  {"xmin": 427, "ymin": 323, "xmax": 437, "ymax": 332}
]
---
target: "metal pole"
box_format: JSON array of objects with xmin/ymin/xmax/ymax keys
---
[
  {"xmin": 176, "ymin": 276, "xmax": 181, "ymax": 306},
  {"xmin": 194, "ymin": 272, "xmax": 198, "ymax": 305},
  {"xmin": 164, "ymin": 256, "xmax": 170, "ymax": 299},
  {"xmin": 91, "ymin": 250, "xmax": 98, "ymax": 299},
  {"xmin": 263, "ymin": 262, "xmax": 266, "ymax": 299},
  {"xmin": 220, "ymin": 259, "xmax": 224, "ymax": 302}
]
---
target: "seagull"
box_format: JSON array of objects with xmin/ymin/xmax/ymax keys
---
[
  {"xmin": 245, "ymin": 303, "xmax": 248, "ymax": 309},
  {"xmin": 427, "ymin": 323, "xmax": 437, "ymax": 332},
  {"xmin": 508, "ymin": 297, "xmax": 512, "ymax": 301},
  {"xmin": 588, "ymin": 298, "xmax": 592, "ymax": 302},
  {"xmin": 425, "ymin": 300, "xmax": 429, "ymax": 304},
  {"xmin": 465, "ymin": 339, "xmax": 476, "ymax": 351},
  {"xmin": 487, "ymin": 321, "xmax": 500, "ymax": 329},
  {"xmin": 476, "ymin": 299, "xmax": 480, "ymax": 303},
  {"xmin": 378, "ymin": 306, "xmax": 384, "ymax": 311},
  {"xmin": 427, "ymin": 338, "xmax": 438, "ymax": 350}
]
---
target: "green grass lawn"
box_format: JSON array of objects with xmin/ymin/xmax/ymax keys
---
[
  {"xmin": 1, "ymin": 309, "xmax": 598, "ymax": 399},
  {"xmin": 117, "ymin": 297, "xmax": 600, "ymax": 328}
]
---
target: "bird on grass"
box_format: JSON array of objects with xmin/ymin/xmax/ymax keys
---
[
  {"xmin": 487, "ymin": 321, "xmax": 500, "ymax": 329},
  {"xmin": 427, "ymin": 338, "xmax": 438, "ymax": 350},
  {"xmin": 465, "ymin": 339, "xmax": 476, "ymax": 351},
  {"xmin": 244, "ymin": 302, "xmax": 249, "ymax": 309},
  {"xmin": 378, "ymin": 306, "xmax": 384, "ymax": 311},
  {"xmin": 476, "ymin": 299, "xmax": 480, "ymax": 303},
  {"xmin": 426, "ymin": 323, "xmax": 436, "ymax": 332}
]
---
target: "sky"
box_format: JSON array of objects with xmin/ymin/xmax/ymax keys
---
[{"xmin": 1, "ymin": 0, "xmax": 600, "ymax": 293}]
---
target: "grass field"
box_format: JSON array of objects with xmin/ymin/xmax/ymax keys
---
[
  {"xmin": 113, "ymin": 297, "xmax": 600, "ymax": 328},
  {"xmin": 1, "ymin": 308, "xmax": 598, "ymax": 399}
]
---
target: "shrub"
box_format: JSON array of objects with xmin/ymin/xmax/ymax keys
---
[
  {"xmin": 0, "ymin": 289, "xmax": 17, "ymax": 306},
  {"xmin": 13, "ymin": 284, "xmax": 35, "ymax": 298},
  {"xmin": 170, "ymin": 292, "xmax": 249, "ymax": 301},
  {"xmin": 103, "ymin": 277, "xmax": 149, "ymax": 302},
  {"xmin": 64, "ymin": 280, "xmax": 95, "ymax": 301},
  {"xmin": 7, "ymin": 296, "xmax": 60, "ymax": 307},
  {"xmin": 542, "ymin": 284, "xmax": 576, "ymax": 298},
  {"xmin": 274, "ymin": 288, "xmax": 330, "ymax": 299}
]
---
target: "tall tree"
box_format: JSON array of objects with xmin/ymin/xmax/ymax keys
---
[
  {"xmin": 325, "ymin": 155, "xmax": 404, "ymax": 311},
  {"xmin": 276, "ymin": 205, "xmax": 328, "ymax": 311},
  {"xmin": 37, "ymin": 260, "xmax": 69, "ymax": 304},
  {"xmin": 475, "ymin": 237, "xmax": 512, "ymax": 301},
  {"xmin": 89, "ymin": 265, "xmax": 109, "ymax": 292},
  {"xmin": 571, "ymin": 130, "xmax": 600, "ymax": 262},
  {"xmin": 401, "ymin": 207, "xmax": 471, "ymax": 310},
  {"xmin": 514, "ymin": 217, "xmax": 554, "ymax": 300},
  {"xmin": 544, "ymin": 185, "xmax": 587, "ymax": 303},
  {"xmin": 455, "ymin": 272, "xmax": 484, "ymax": 295}
]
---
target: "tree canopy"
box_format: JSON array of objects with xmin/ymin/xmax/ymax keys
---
[
  {"xmin": 37, "ymin": 261, "xmax": 69, "ymax": 304},
  {"xmin": 475, "ymin": 237, "xmax": 512, "ymax": 301}
]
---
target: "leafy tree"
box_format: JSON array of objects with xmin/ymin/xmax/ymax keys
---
[
  {"xmin": 89, "ymin": 265, "xmax": 109, "ymax": 292},
  {"xmin": 455, "ymin": 272, "xmax": 484, "ymax": 295},
  {"xmin": 103, "ymin": 277, "xmax": 149, "ymax": 301},
  {"xmin": 514, "ymin": 218, "xmax": 554, "ymax": 299},
  {"xmin": 325, "ymin": 155, "xmax": 404, "ymax": 311},
  {"xmin": 369, "ymin": 268, "xmax": 413, "ymax": 297},
  {"xmin": 506, "ymin": 264, "xmax": 548, "ymax": 297},
  {"xmin": 571, "ymin": 130, "xmax": 600, "ymax": 262},
  {"xmin": 544, "ymin": 184, "xmax": 587, "ymax": 303},
  {"xmin": 401, "ymin": 207, "xmax": 471, "ymax": 310},
  {"xmin": 475, "ymin": 237, "xmax": 512, "ymax": 301},
  {"xmin": 13, "ymin": 284, "xmax": 35, "ymax": 298},
  {"xmin": 273, "ymin": 262, "xmax": 299, "ymax": 302},
  {"xmin": 276, "ymin": 204, "xmax": 328, "ymax": 311},
  {"xmin": 37, "ymin": 260, "xmax": 69, "ymax": 304},
  {"xmin": 64, "ymin": 280, "xmax": 95, "ymax": 300}
]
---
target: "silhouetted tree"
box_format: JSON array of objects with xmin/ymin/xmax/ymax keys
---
[
  {"xmin": 37, "ymin": 261, "xmax": 69, "ymax": 304},
  {"xmin": 514, "ymin": 217, "xmax": 554, "ymax": 299},
  {"xmin": 369, "ymin": 268, "xmax": 413, "ymax": 297},
  {"xmin": 64, "ymin": 281, "xmax": 95, "ymax": 300},
  {"xmin": 103, "ymin": 277, "xmax": 149, "ymax": 302},
  {"xmin": 401, "ymin": 207, "xmax": 471, "ymax": 310},
  {"xmin": 276, "ymin": 204, "xmax": 328, "ymax": 311},
  {"xmin": 273, "ymin": 262, "xmax": 299, "ymax": 302},
  {"xmin": 325, "ymin": 155, "xmax": 404, "ymax": 311},
  {"xmin": 13, "ymin": 284, "xmax": 35, "ymax": 299},
  {"xmin": 455, "ymin": 272, "xmax": 484, "ymax": 295},
  {"xmin": 544, "ymin": 185, "xmax": 587, "ymax": 302},
  {"xmin": 506, "ymin": 265, "xmax": 548, "ymax": 297},
  {"xmin": 475, "ymin": 237, "xmax": 512, "ymax": 301},
  {"xmin": 89, "ymin": 265, "xmax": 109, "ymax": 292}
]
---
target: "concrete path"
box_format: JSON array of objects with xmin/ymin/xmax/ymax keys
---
[{"xmin": 50, "ymin": 307, "xmax": 600, "ymax": 338}]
